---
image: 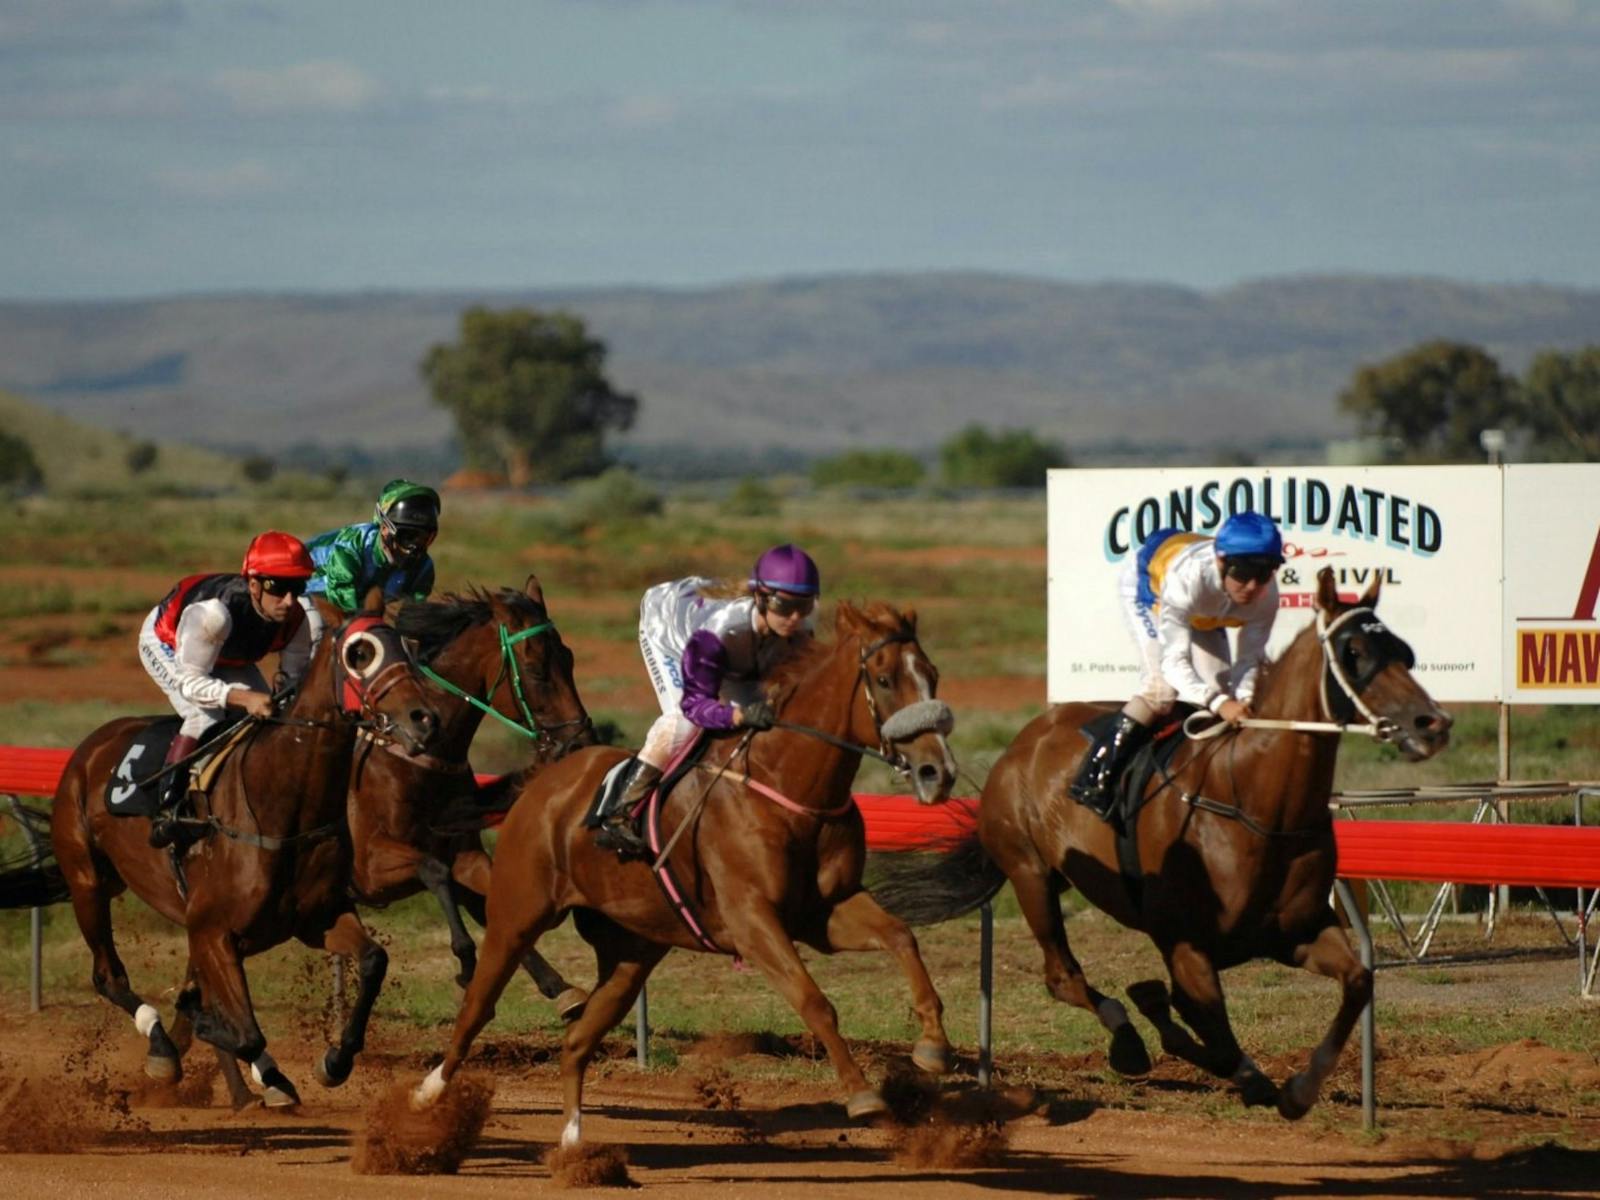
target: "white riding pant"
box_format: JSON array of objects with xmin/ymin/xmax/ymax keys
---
[
  {"xmin": 137, "ymin": 610, "xmax": 266, "ymax": 739},
  {"xmin": 1116, "ymin": 559, "xmax": 1230, "ymax": 722}
]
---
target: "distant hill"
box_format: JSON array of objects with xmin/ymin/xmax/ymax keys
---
[
  {"xmin": 2, "ymin": 273, "xmax": 1597, "ymax": 467},
  {"xmin": 0, "ymin": 388, "xmax": 239, "ymax": 492}
]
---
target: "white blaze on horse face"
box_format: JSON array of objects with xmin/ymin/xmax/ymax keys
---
[
  {"xmin": 561, "ymin": 1109, "xmax": 583, "ymax": 1148},
  {"xmin": 905, "ymin": 649, "xmax": 956, "ymax": 776}
]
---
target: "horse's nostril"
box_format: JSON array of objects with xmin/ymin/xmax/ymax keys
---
[{"xmin": 917, "ymin": 764, "xmax": 941, "ymax": 783}]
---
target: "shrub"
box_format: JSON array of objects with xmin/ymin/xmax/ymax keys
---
[
  {"xmin": 811, "ymin": 449, "xmax": 925, "ymax": 489},
  {"xmin": 938, "ymin": 425, "xmax": 1067, "ymax": 488},
  {"xmin": 241, "ymin": 454, "xmax": 277, "ymax": 484},
  {"xmin": 727, "ymin": 476, "xmax": 780, "ymax": 516},
  {"xmin": 125, "ymin": 440, "xmax": 159, "ymax": 475},
  {"xmin": 564, "ymin": 467, "xmax": 662, "ymax": 526}
]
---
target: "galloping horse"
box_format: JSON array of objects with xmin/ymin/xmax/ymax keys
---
[
  {"xmin": 355, "ymin": 578, "xmax": 596, "ymax": 1014},
  {"xmin": 49, "ymin": 595, "xmax": 439, "ymax": 1106},
  {"xmin": 873, "ymin": 569, "xmax": 1451, "ymax": 1119},
  {"xmin": 411, "ymin": 601, "xmax": 960, "ymax": 1144}
]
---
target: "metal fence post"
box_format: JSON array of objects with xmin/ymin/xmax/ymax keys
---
[
  {"xmin": 5, "ymin": 797, "xmax": 49, "ymax": 1012},
  {"xmin": 978, "ymin": 900, "xmax": 993, "ymax": 1087},
  {"xmin": 635, "ymin": 983, "xmax": 649, "ymax": 1068},
  {"xmin": 1335, "ymin": 879, "xmax": 1376, "ymax": 1131}
]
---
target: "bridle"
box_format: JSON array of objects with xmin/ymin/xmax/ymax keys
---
[
  {"xmin": 414, "ymin": 618, "xmax": 592, "ymax": 754},
  {"xmin": 334, "ymin": 615, "xmax": 432, "ymax": 753}
]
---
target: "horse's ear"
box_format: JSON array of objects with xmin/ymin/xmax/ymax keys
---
[
  {"xmin": 1360, "ymin": 570, "xmax": 1383, "ymax": 607},
  {"xmin": 834, "ymin": 600, "xmax": 862, "ymax": 636},
  {"xmin": 524, "ymin": 574, "xmax": 545, "ymax": 606},
  {"xmin": 361, "ymin": 585, "xmax": 385, "ymax": 616},
  {"xmin": 1315, "ymin": 566, "xmax": 1340, "ymax": 613},
  {"xmin": 901, "ymin": 606, "xmax": 918, "ymax": 632}
]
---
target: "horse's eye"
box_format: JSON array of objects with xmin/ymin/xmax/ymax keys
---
[
  {"xmin": 345, "ymin": 639, "xmax": 377, "ymax": 675},
  {"xmin": 877, "ymin": 674, "xmax": 891, "ymax": 688}
]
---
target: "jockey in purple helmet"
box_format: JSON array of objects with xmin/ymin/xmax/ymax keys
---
[
  {"xmin": 1072, "ymin": 510, "xmax": 1284, "ymax": 820},
  {"xmin": 595, "ymin": 544, "xmax": 821, "ymax": 855}
]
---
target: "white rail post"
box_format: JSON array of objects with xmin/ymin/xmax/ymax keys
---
[
  {"xmin": 978, "ymin": 900, "xmax": 993, "ymax": 1086},
  {"xmin": 1335, "ymin": 879, "xmax": 1377, "ymax": 1131}
]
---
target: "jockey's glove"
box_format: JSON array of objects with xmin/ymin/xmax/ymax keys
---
[{"xmin": 741, "ymin": 701, "xmax": 778, "ymax": 731}]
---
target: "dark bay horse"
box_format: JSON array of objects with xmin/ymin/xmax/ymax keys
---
[
  {"xmin": 49, "ymin": 597, "xmax": 438, "ymax": 1106},
  {"xmin": 356, "ymin": 578, "xmax": 596, "ymax": 1014},
  {"xmin": 411, "ymin": 601, "xmax": 960, "ymax": 1146},
  {"xmin": 873, "ymin": 569, "xmax": 1452, "ymax": 1119}
]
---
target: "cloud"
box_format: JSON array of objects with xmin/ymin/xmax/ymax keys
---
[
  {"xmin": 213, "ymin": 59, "xmax": 381, "ymax": 115},
  {"xmin": 154, "ymin": 158, "xmax": 288, "ymax": 199},
  {"xmin": 0, "ymin": 0, "xmax": 182, "ymax": 55}
]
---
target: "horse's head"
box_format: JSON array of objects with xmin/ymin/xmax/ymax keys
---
[
  {"xmin": 493, "ymin": 575, "xmax": 597, "ymax": 760},
  {"xmin": 1314, "ymin": 567, "xmax": 1452, "ymax": 761},
  {"xmin": 837, "ymin": 601, "xmax": 958, "ymax": 804},
  {"xmin": 311, "ymin": 589, "xmax": 440, "ymax": 754}
]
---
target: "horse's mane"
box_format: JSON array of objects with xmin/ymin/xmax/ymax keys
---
[
  {"xmin": 764, "ymin": 600, "xmax": 911, "ymax": 702},
  {"xmin": 1248, "ymin": 603, "xmax": 1339, "ymax": 710},
  {"xmin": 394, "ymin": 587, "xmax": 547, "ymax": 664}
]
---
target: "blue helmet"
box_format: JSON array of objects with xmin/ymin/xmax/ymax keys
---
[{"xmin": 1214, "ymin": 512, "xmax": 1283, "ymax": 561}]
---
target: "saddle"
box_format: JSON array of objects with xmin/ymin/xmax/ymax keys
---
[
  {"xmin": 583, "ymin": 732, "xmax": 711, "ymax": 834},
  {"xmin": 104, "ymin": 716, "xmax": 251, "ymax": 820},
  {"xmin": 1077, "ymin": 708, "xmax": 1192, "ymax": 907}
]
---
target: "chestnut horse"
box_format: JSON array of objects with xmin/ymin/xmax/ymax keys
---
[
  {"xmin": 873, "ymin": 569, "xmax": 1452, "ymax": 1119},
  {"xmin": 411, "ymin": 601, "xmax": 960, "ymax": 1144},
  {"xmin": 50, "ymin": 597, "xmax": 438, "ymax": 1107},
  {"xmin": 356, "ymin": 579, "xmax": 596, "ymax": 1014}
]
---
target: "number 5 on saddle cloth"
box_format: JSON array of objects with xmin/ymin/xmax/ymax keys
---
[{"xmin": 103, "ymin": 716, "xmax": 252, "ymax": 819}]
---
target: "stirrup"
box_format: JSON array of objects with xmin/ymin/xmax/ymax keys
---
[
  {"xmin": 148, "ymin": 813, "xmax": 182, "ymax": 849},
  {"xmin": 593, "ymin": 816, "xmax": 650, "ymax": 859}
]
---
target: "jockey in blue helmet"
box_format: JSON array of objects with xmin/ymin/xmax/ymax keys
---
[
  {"xmin": 595, "ymin": 544, "xmax": 821, "ymax": 856},
  {"xmin": 1072, "ymin": 511, "xmax": 1285, "ymax": 820}
]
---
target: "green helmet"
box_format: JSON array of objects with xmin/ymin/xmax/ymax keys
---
[{"xmin": 375, "ymin": 479, "xmax": 441, "ymax": 533}]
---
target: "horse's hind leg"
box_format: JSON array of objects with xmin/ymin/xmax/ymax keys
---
[
  {"xmin": 171, "ymin": 973, "xmax": 256, "ymax": 1108},
  {"xmin": 412, "ymin": 891, "xmax": 565, "ymax": 1111},
  {"xmin": 304, "ymin": 909, "xmax": 388, "ymax": 1088},
  {"xmin": 416, "ymin": 852, "xmax": 482, "ymax": 987},
  {"xmin": 1004, "ymin": 848, "xmax": 1149, "ymax": 1075},
  {"xmin": 1140, "ymin": 941, "xmax": 1277, "ymax": 1108},
  {"xmin": 1276, "ymin": 916, "xmax": 1372, "ymax": 1120},
  {"xmin": 551, "ymin": 921, "xmax": 667, "ymax": 1148},
  {"xmin": 453, "ymin": 849, "xmax": 588, "ymax": 1020},
  {"xmin": 815, "ymin": 890, "xmax": 953, "ymax": 1074},
  {"xmin": 57, "ymin": 844, "xmax": 183, "ymax": 1082}
]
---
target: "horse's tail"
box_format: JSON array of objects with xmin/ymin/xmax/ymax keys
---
[
  {"xmin": 0, "ymin": 862, "xmax": 69, "ymax": 909},
  {"xmin": 867, "ymin": 831, "xmax": 1005, "ymax": 927}
]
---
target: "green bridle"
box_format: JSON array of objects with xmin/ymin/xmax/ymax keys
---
[{"xmin": 416, "ymin": 620, "xmax": 555, "ymax": 741}]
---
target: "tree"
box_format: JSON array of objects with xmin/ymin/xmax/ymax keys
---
[
  {"xmin": 1338, "ymin": 341, "xmax": 1518, "ymax": 462},
  {"xmin": 811, "ymin": 449, "xmax": 925, "ymax": 489},
  {"xmin": 938, "ymin": 424, "xmax": 1067, "ymax": 488},
  {"xmin": 241, "ymin": 454, "xmax": 276, "ymax": 483},
  {"xmin": 423, "ymin": 306, "xmax": 639, "ymax": 486},
  {"xmin": 1516, "ymin": 347, "xmax": 1600, "ymax": 461},
  {"xmin": 0, "ymin": 430, "xmax": 43, "ymax": 495},
  {"xmin": 125, "ymin": 439, "xmax": 159, "ymax": 475}
]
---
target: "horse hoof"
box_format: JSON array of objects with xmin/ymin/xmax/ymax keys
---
[
  {"xmin": 1238, "ymin": 1077, "xmax": 1280, "ymax": 1109},
  {"xmin": 1277, "ymin": 1073, "xmax": 1315, "ymax": 1120},
  {"xmin": 261, "ymin": 1085, "xmax": 300, "ymax": 1109},
  {"xmin": 846, "ymin": 1089, "xmax": 887, "ymax": 1120},
  {"xmin": 1108, "ymin": 1025, "xmax": 1152, "ymax": 1077},
  {"xmin": 911, "ymin": 1039, "xmax": 953, "ymax": 1075},
  {"xmin": 555, "ymin": 987, "xmax": 589, "ymax": 1023},
  {"xmin": 145, "ymin": 1053, "xmax": 182, "ymax": 1084},
  {"xmin": 313, "ymin": 1048, "xmax": 351, "ymax": 1089}
]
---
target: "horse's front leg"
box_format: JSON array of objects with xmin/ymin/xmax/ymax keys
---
[
  {"xmin": 1276, "ymin": 914, "xmax": 1371, "ymax": 1120},
  {"xmin": 453, "ymin": 848, "xmax": 588, "ymax": 1020},
  {"xmin": 815, "ymin": 890, "xmax": 953, "ymax": 1074},
  {"xmin": 185, "ymin": 928, "xmax": 299, "ymax": 1107},
  {"xmin": 732, "ymin": 902, "xmax": 882, "ymax": 1118},
  {"xmin": 413, "ymin": 851, "xmax": 481, "ymax": 986},
  {"xmin": 302, "ymin": 908, "xmax": 388, "ymax": 1088},
  {"xmin": 1134, "ymin": 940, "xmax": 1278, "ymax": 1109}
]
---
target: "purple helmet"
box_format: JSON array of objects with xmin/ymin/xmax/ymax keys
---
[{"xmin": 750, "ymin": 544, "xmax": 821, "ymax": 596}]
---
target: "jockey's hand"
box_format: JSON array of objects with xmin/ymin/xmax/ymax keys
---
[
  {"xmin": 231, "ymin": 690, "xmax": 276, "ymax": 719},
  {"xmin": 1217, "ymin": 699, "xmax": 1251, "ymax": 726},
  {"xmin": 738, "ymin": 701, "xmax": 777, "ymax": 731}
]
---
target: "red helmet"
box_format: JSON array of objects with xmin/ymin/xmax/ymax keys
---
[{"xmin": 242, "ymin": 530, "xmax": 314, "ymax": 579}]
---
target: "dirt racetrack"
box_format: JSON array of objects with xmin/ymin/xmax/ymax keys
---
[{"xmin": 3, "ymin": 988, "xmax": 1597, "ymax": 1199}]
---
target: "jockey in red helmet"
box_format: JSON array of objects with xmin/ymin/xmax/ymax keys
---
[
  {"xmin": 595, "ymin": 544, "xmax": 822, "ymax": 856},
  {"xmin": 139, "ymin": 531, "xmax": 315, "ymax": 849}
]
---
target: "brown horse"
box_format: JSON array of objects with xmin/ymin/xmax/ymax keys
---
[
  {"xmin": 49, "ymin": 597, "xmax": 438, "ymax": 1106},
  {"xmin": 410, "ymin": 600, "xmax": 960, "ymax": 1145},
  {"xmin": 872, "ymin": 569, "xmax": 1452, "ymax": 1119},
  {"xmin": 356, "ymin": 579, "xmax": 596, "ymax": 1013}
]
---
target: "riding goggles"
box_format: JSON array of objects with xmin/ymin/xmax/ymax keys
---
[
  {"xmin": 389, "ymin": 526, "xmax": 437, "ymax": 554},
  {"xmin": 258, "ymin": 576, "xmax": 308, "ymax": 597},
  {"xmin": 1223, "ymin": 557, "xmax": 1281, "ymax": 585},
  {"xmin": 763, "ymin": 590, "xmax": 816, "ymax": 618}
]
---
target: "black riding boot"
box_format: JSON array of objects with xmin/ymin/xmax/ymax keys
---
[
  {"xmin": 594, "ymin": 760, "xmax": 662, "ymax": 858},
  {"xmin": 1070, "ymin": 714, "xmax": 1151, "ymax": 820},
  {"xmin": 148, "ymin": 734, "xmax": 200, "ymax": 849}
]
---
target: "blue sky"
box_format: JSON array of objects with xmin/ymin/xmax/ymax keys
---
[{"xmin": 2, "ymin": 0, "xmax": 1598, "ymax": 299}]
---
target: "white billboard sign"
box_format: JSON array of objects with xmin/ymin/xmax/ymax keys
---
[
  {"xmin": 1047, "ymin": 466, "xmax": 1504, "ymax": 705},
  {"xmin": 1503, "ymin": 464, "xmax": 1600, "ymax": 702}
]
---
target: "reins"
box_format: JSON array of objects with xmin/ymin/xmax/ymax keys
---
[{"xmin": 415, "ymin": 619, "xmax": 590, "ymax": 748}]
